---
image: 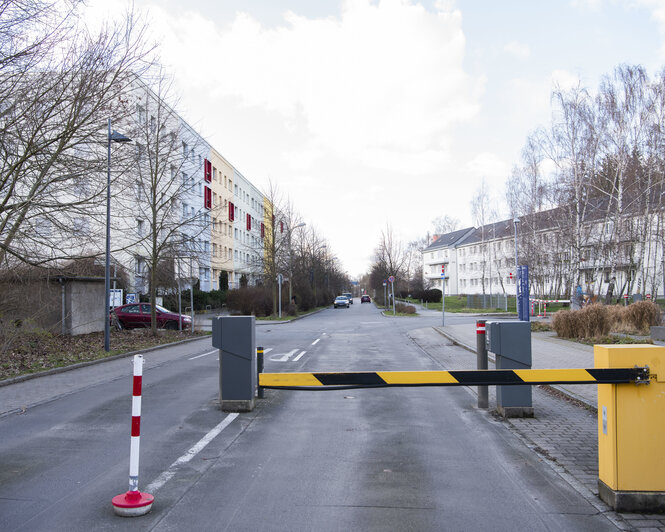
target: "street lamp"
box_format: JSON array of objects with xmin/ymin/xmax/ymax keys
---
[
  {"xmin": 104, "ymin": 118, "xmax": 132, "ymax": 352},
  {"xmin": 513, "ymin": 217, "xmax": 520, "ymax": 315}
]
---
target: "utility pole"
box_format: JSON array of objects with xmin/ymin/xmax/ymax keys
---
[{"xmin": 514, "ymin": 217, "xmax": 520, "ymax": 315}]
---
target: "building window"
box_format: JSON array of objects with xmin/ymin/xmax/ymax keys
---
[
  {"xmin": 137, "ymin": 219, "xmax": 144, "ymax": 236},
  {"xmin": 182, "ymin": 142, "xmax": 188, "ymax": 159},
  {"xmin": 137, "ymin": 104, "xmax": 145, "ymax": 124}
]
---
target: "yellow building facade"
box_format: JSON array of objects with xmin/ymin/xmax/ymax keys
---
[{"xmin": 209, "ymin": 149, "xmax": 235, "ymax": 289}]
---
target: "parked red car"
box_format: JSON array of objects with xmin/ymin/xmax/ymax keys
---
[{"xmin": 111, "ymin": 303, "xmax": 192, "ymax": 330}]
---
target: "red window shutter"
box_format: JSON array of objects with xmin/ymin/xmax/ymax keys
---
[
  {"xmin": 229, "ymin": 202, "xmax": 234, "ymax": 221},
  {"xmin": 261, "ymin": 223, "xmax": 265, "ymax": 238},
  {"xmin": 247, "ymin": 213, "xmax": 251, "ymax": 231},
  {"xmin": 280, "ymin": 221, "xmax": 284, "ymax": 233},
  {"xmin": 204, "ymin": 186, "xmax": 211, "ymax": 209},
  {"xmin": 204, "ymin": 159, "xmax": 212, "ymax": 182}
]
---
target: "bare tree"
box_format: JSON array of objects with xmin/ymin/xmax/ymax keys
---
[
  {"xmin": 471, "ymin": 179, "xmax": 490, "ymax": 294},
  {"xmin": 0, "ymin": 3, "xmax": 152, "ymax": 267},
  {"xmin": 431, "ymin": 215, "xmax": 460, "ymax": 235},
  {"xmin": 114, "ymin": 73, "xmax": 217, "ymax": 333}
]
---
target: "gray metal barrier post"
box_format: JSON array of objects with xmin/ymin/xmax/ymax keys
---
[
  {"xmin": 486, "ymin": 320, "xmax": 534, "ymax": 418},
  {"xmin": 476, "ymin": 320, "xmax": 488, "ymax": 409},
  {"xmin": 212, "ymin": 316, "xmax": 256, "ymax": 412}
]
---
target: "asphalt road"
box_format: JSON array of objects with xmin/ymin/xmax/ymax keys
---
[{"xmin": 0, "ymin": 301, "xmax": 619, "ymax": 531}]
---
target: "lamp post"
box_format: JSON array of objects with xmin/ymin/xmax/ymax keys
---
[
  {"xmin": 513, "ymin": 217, "xmax": 520, "ymax": 315},
  {"xmin": 104, "ymin": 119, "xmax": 132, "ymax": 352}
]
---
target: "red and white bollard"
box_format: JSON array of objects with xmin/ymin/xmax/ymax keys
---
[{"xmin": 112, "ymin": 355, "xmax": 154, "ymax": 517}]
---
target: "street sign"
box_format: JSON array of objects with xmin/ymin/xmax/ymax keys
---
[
  {"xmin": 388, "ymin": 275, "xmax": 395, "ymax": 283},
  {"xmin": 126, "ymin": 293, "xmax": 137, "ymax": 304},
  {"xmin": 109, "ymin": 289, "xmax": 123, "ymax": 308}
]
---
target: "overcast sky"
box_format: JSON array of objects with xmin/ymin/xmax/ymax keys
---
[{"xmin": 85, "ymin": 0, "xmax": 665, "ymax": 278}]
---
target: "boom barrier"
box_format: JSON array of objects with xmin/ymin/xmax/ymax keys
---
[{"xmin": 258, "ymin": 367, "xmax": 650, "ymax": 390}]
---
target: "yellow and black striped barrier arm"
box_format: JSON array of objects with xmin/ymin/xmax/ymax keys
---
[{"xmin": 258, "ymin": 367, "xmax": 650, "ymax": 390}]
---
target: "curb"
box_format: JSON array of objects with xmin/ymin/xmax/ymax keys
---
[
  {"xmin": 0, "ymin": 335, "xmax": 210, "ymax": 388},
  {"xmin": 432, "ymin": 326, "xmax": 596, "ymax": 410},
  {"xmin": 256, "ymin": 306, "xmax": 329, "ymax": 325}
]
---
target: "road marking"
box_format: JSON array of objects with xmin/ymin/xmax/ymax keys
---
[
  {"xmin": 188, "ymin": 349, "xmax": 218, "ymax": 360},
  {"xmin": 144, "ymin": 413, "xmax": 239, "ymax": 494},
  {"xmin": 270, "ymin": 349, "xmax": 298, "ymax": 362},
  {"xmin": 191, "ymin": 348, "xmax": 273, "ymax": 360},
  {"xmin": 293, "ymin": 350, "xmax": 306, "ymax": 361},
  {"xmin": 311, "ymin": 338, "xmax": 321, "ymax": 346}
]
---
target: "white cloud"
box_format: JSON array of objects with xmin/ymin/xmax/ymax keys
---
[
  {"xmin": 465, "ymin": 152, "xmax": 510, "ymax": 179},
  {"xmin": 503, "ymin": 41, "xmax": 530, "ymax": 59},
  {"xmin": 142, "ymin": 0, "xmax": 483, "ymax": 175},
  {"xmin": 550, "ymin": 69, "xmax": 582, "ymax": 91}
]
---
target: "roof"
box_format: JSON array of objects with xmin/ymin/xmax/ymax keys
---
[{"xmin": 423, "ymin": 227, "xmax": 475, "ymax": 251}]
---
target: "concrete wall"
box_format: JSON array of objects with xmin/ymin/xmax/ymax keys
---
[{"xmin": 0, "ymin": 277, "xmax": 105, "ymax": 335}]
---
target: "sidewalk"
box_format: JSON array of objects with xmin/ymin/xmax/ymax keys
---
[
  {"xmin": 436, "ymin": 322, "xmax": 598, "ymax": 408},
  {"xmin": 410, "ymin": 324, "xmax": 665, "ymax": 531}
]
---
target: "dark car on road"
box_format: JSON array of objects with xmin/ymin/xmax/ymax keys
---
[
  {"xmin": 111, "ymin": 303, "xmax": 192, "ymax": 330},
  {"xmin": 361, "ymin": 294, "xmax": 371, "ymax": 303},
  {"xmin": 343, "ymin": 292, "xmax": 353, "ymax": 304}
]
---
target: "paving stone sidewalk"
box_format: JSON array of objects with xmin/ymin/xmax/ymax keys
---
[{"xmin": 409, "ymin": 326, "xmax": 665, "ymax": 532}]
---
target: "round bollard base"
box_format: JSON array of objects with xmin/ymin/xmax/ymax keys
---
[{"xmin": 112, "ymin": 490, "xmax": 154, "ymax": 517}]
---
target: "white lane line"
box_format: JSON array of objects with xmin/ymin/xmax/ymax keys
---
[
  {"xmin": 270, "ymin": 349, "xmax": 298, "ymax": 362},
  {"xmin": 292, "ymin": 350, "xmax": 306, "ymax": 362},
  {"xmin": 263, "ymin": 348, "xmax": 273, "ymax": 354},
  {"xmin": 145, "ymin": 413, "xmax": 239, "ymax": 494},
  {"xmin": 188, "ymin": 349, "xmax": 218, "ymax": 360},
  {"xmin": 311, "ymin": 338, "xmax": 321, "ymax": 346}
]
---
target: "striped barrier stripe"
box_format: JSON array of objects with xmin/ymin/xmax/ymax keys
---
[{"xmin": 258, "ymin": 367, "xmax": 647, "ymax": 389}]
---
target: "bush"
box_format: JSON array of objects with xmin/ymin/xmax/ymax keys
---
[
  {"xmin": 412, "ymin": 288, "xmax": 441, "ymax": 303},
  {"xmin": 394, "ymin": 302, "xmax": 416, "ymax": 314},
  {"xmin": 622, "ymin": 301, "xmax": 661, "ymax": 333},
  {"xmin": 226, "ymin": 287, "xmax": 272, "ymax": 317},
  {"xmin": 552, "ymin": 309, "xmax": 579, "ymax": 338},
  {"xmin": 552, "ymin": 305, "xmax": 611, "ymax": 338},
  {"xmin": 552, "ymin": 301, "xmax": 661, "ymax": 339}
]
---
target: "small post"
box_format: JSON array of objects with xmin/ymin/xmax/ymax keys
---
[
  {"xmin": 476, "ymin": 320, "xmax": 488, "ymax": 409},
  {"xmin": 112, "ymin": 355, "xmax": 154, "ymax": 517},
  {"xmin": 257, "ymin": 346, "xmax": 264, "ymax": 398},
  {"xmin": 441, "ymin": 276, "xmax": 446, "ymax": 327}
]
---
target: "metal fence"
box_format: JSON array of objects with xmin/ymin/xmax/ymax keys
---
[{"xmin": 466, "ymin": 293, "xmax": 508, "ymax": 310}]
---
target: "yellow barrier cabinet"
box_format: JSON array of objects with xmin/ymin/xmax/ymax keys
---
[{"xmin": 595, "ymin": 344, "xmax": 665, "ymax": 512}]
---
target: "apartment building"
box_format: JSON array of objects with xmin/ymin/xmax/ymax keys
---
[
  {"xmin": 108, "ymin": 77, "xmax": 266, "ymax": 297},
  {"xmin": 209, "ymin": 149, "xmax": 235, "ymax": 290},
  {"xmin": 230, "ymin": 168, "xmax": 266, "ymax": 288},
  {"xmin": 423, "ymin": 207, "xmax": 665, "ymax": 300},
  {"xmin": 422, "ymin": 228, "xmax": 474, "ymax": 295}
]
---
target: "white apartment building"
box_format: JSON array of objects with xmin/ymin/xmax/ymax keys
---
[
  {"xmin": 423, "ymin": 208, "xmax": 665, "ymax": 300},
  {"xmin": 230, "ymin": 168, "xmax": 266, "ymax": 288},
  {"xmin": 105, "ymin": 77, "xmax": 267, "ymax": 298},
  {"xmin": 422, "ymin": 228, "xmax": 474, "ymax": 296}
]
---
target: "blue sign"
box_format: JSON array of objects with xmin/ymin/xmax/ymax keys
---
[
  {"xmin": 517, "ymin": 265, "xmax": 530, "ymax": 322},
  {"xmin": 126, "ymin": 293, "xmax": 137, "ymax": 304}
]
